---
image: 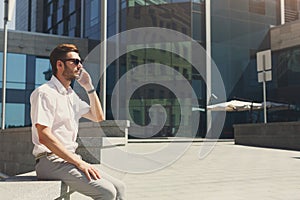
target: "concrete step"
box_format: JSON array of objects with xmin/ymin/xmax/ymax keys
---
[{"xmin": 0, "ymin": 171, "xmax": 91, "ymax": 200}]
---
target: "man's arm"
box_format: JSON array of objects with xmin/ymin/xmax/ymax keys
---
[
  {"xmin": 36, "ymin": 124, "xmax": 100, "ymax": 181},
  {"xmin": 82, "ymin": 91, "xmax": 104, "ymax": 122}
]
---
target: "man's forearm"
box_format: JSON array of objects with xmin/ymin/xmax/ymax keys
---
[
  {"xmin": 36, "ymin": 124, "xmax": 101, "ymax": 181},
  {"xmin": 37, "ymin": 125, "xmax": 84, "ymax": 167},
  {"xmin": 85, "ymin": 92, "xmax": 105, "ymax": 122}
]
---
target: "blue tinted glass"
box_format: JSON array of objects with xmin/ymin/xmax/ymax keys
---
[
  {"xmin": 6, "ymin": 53, "xmax": 26, "ymax": 89},
  {"xmin": 192, "ymin": 12, "xmax": 205, "ymax": 42},
  {"xmin": 57, "ymin": 7, "xmax": 63, "ymax": 22},
  {"xmin": 58, "ymin": 0, "xmax": 64, "ymax": 7},
  {"xmin": 172, "ymin": 0, "xmax": 190, "ymax": 3},
  {"xmin": 47, "ymin": 16, "xmax": 52, "ymax": 29},
  {"xmin": 35, "ymin": 58, "xmax": 51, "ymax": 87},
  {"xmin": 4, "ymin": 103, "xmax": 25, "ymax": 127},
  {"xmin": 0, "ymin": 52, "xmax": 2, "ymax": 87},
  {"xmin": 90, "ymin": 0, "xmax": 99, "ymax": 26},
  {"xmin": 58, "ymin": 22, "xmax": 64, "ymax": 34},
  {"xmin": 69, "ymin": 0, "xmax": 76, "ymax": 12}
]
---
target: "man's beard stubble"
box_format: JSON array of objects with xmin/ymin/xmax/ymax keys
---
[{"xmin": 62, "ymin": 66, "xmax": 78, "ymax": 81}]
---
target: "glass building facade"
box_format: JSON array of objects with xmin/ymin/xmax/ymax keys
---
[
  {"xmin": 0, "ymin": 52, "xmax": 50, "ymax": 127},
  {"xmin": 9, "ymin": 0, "xmax": 300, "ymax": 137}
]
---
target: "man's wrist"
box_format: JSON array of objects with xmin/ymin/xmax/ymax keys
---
[{"xmin": 87, "ymin": 88, "xmax": 95, "ymax": 94}]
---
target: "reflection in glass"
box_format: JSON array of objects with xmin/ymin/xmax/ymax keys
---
[
  {"xmin": 0, "ymin": 103, "xmax": 25, "ymax": 128},
  {"xmin": 90, "ymin": 0, "xmax": 99, "ymax": 26},
  {"xmin": 36, "ymin": 58, "xmax": 51, "ymax": 87},
  {"xmin": 6, "ymin": 53, "xmax": 26, "ymax": 89}
]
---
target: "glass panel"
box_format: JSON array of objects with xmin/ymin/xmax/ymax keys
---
[
  {"xmin": 47, "ymin": 2, "xmax": 53, "ymax": 15},
  {"xmin": 57, "ymin": 22, "xmax": 64, "ymax": 34},
  {"xmin": 128, "ymin": 0, "xmax": 182, "ymax": 7},
  {"xmin": 58, "ymin": 0, "xmax": 64, "ymax": 7},
  {"xmin": 69, "ymin": 13, "xmax": 76, "ymax": 28},
  {"xmin": 1, "ymin": 103, "xmax": 25, "ymax": 128},
  {"xmin": 69, "ymin": 0, "xmax": 76, "ymax": 12},
  {"xmin": 35, "ymin": 58, "xmax": 51, "ymax": 87},
  {"xmin": 172, "ymin": 0, "xmax": 190, "ymax": 2},
  {"xmin": 6, "ymin": 53, "xmax": 26, "ymax": 89},
  {"xmin": 90, "ymin": 0, "xmax": 99, "ymax": 26},
  {"xmin": 192, "ymin": 12, "xmax": 205, "ymax": 42},
  {"xmin": 57, "ymin": 7, "xmax": 63, "ymax": 22},
  {"xmin": 47, "ymin": 15, "xmax": 52, "ymax": 29},
  {"xmin": 69, "ymin": 28, "xmax": 75, "ymax": 37},
  {"xmin": 121, "ymin": 0, "xmax": 127, "ymax": 9}
]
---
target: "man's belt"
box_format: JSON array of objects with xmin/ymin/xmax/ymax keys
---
[{"xmin": 35, "ymin": 152, "xmax": 54, "ymax": 160}]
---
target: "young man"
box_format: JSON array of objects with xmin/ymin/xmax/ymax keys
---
[{"xmin": 30, "ymin": 44, "xmax": 125, "ymax": 200}]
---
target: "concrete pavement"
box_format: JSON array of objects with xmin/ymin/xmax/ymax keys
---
[
  {"xmin": 100, "ymin": 141, "xmax": 300, "ymax": 200},
  {"xmin": 2, "ymin": 141, "xmax": 300, "ymax": 199}
]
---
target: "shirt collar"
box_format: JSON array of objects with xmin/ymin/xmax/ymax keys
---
[{"xmin": 49, "ymin": 76, "xmax": 72, "ymax": 95}]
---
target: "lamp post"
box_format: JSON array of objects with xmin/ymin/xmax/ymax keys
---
[
  {"xmin": 2, "ymin": 0, "xmax": 9, "ymax": 129},
  {"xmin": 205, "ymin": 0, "xmax": 212, "ymax": 137},
  {"xmin": 101, "ymin": 0, "xmax": 107, "ymax": 119},
  {"xmin": 2, "ymin": 0, "xmax": 15, "ymax": 129},
  {"xmin": 280, "ymin": 0, "xmax": 285, "ymax": 24}
]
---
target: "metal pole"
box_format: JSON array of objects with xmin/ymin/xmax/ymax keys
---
[
  {"xmin": 280, "ymin": 0, "xmax": 285, "ymax": 24},
  {"xmin": 115, "ymin": 0, "xmax": 120, "ymax": 119},
  {"xmin": 101, "ymin": 0, "xmax": 107, "ymax": 119},
  {"xmin": 80, "ymin": 0, "xmax": 84, "ymax": 38},
  {"xmin": 205, "ymin": 0, "xmax": 212, "ymax": 137},
  {"xmin": 263, "ymin": 74, "xmax": 267, "ymax": 124},
  {"xmin": 2, "ymin": 0, "xmax": 9, "ymax": 129}
]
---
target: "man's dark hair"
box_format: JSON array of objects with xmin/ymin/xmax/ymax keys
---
[{"xmin": 49, "ymin": 44, "xmax": 79, "ymax": 75}]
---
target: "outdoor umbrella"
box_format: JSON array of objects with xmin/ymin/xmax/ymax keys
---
[{"xmin": 207, "ymin": 100, "xmax": 262, "ymax": 112}]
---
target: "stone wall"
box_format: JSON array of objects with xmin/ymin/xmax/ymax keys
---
[
  {"xmin": 270, "ymin": 20, "xmax": 300, "ymax": 51},
  {"xmin": 234, "ymin": 121, "xmax": 300, "ymax": 151},
  {"xmin": 0, "ymin": 121, "xmax": 129, "ymax": 176},
  {"xmin": 0, "ymin": 29, "xmax": 89, "ymax": 57}
]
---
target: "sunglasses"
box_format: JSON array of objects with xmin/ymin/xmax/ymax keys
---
[{"xmin": 61, "ymin": 58, "xmax": 83, "ymax": 66}]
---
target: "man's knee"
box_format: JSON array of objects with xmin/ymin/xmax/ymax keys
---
[
  {"xmin": 117, "ymin": 181, "xmax": 126, "ymax": 198},
  {"xmin": 105, "ymin": 186, "xmax": 117, "ymax": 200},
  {"xmin": 95, "ymin": 185, "xmax": 117, "ymax": 200}
]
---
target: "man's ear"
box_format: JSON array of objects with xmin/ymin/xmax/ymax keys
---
[{"xmin": 57, "ymin": 60, "xmax": 64, "ymax": 70}]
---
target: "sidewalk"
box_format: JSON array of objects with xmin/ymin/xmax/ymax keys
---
[
  {"xmin": 102, "ymin": 141, "xmax": 300, "ymax": 200},
  {"xmin": 2, "ymin": 141, "xmax": 300, "ymax": 199}
]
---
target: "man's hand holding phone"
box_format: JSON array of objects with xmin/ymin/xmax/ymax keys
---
[{"xmin": 76, "ymin": 68, "xmax": 94, "ymax": 92}]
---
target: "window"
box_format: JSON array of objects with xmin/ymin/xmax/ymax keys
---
[
  {"xmin": 159, "ymin": 90, "xmax": 165, "ymax": 98},
  {"xmin": 69, "ymin": 13, "xmax": 76, "ymax": 29},
  {"xmin": 183, "ymin": 68, "xmax": 188, "ymax": 79},
  {"xmin": 58, "ymin": 0, "xmax": 64, "ymax": 7},
  {"xmin": 69, "ymin": 0, "xmax": 76, "ymax": 12},
  {"xmin": 57, "ymin": 7, "xmax": 63, "ymax": 22},
  {"xmin": 5, "ymin": 103, "xmax": 25, "ymax": 127},
  {"xmin": 133, "ymin": 109, "xmax": 142, "ymax": 125},
  {"xmin": 90, "ymin": 0, "xmax": 99, "ymax": 26},
  {"xmin": 2, "ymin": 53, "xmax": 27, "ymax": 89},
  {"xmin": 148, "ymin": 89, "xmax": 155, "ymax": 98},
  {"xmin": 35, "ymin": 58, "xmax": 51, "ymax": 87},
  {"xmin": 249, "ymin": 0, "xmax": 265, "ymax": 15},
  {"xmin": 121, "ymin": 0, "xmax": 127, "ymax": 9},
  {"xmin": 57, "ymin": 22, "xmax": 64, "ymax": 35},
  {"xmin": 47, "ymin": 15, "xmax": 52, "ymax": 29},
  {"xmin": 47, "ymin": 2, "xmax": 53, "ymax": 16}
]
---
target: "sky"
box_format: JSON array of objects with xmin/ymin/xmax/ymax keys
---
[{"xmin": 0, "ymin": 0, "xmax": 16, "ymax": 30}]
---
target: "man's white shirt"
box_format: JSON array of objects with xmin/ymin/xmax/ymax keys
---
[{"xmin": 30, "ymin": 76, "xmax": 90, "ymax": 156}]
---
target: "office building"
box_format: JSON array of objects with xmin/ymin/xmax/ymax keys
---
[{"xmin": 4, "ymin": 0, "xmax": 300, "ymax": 137}]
